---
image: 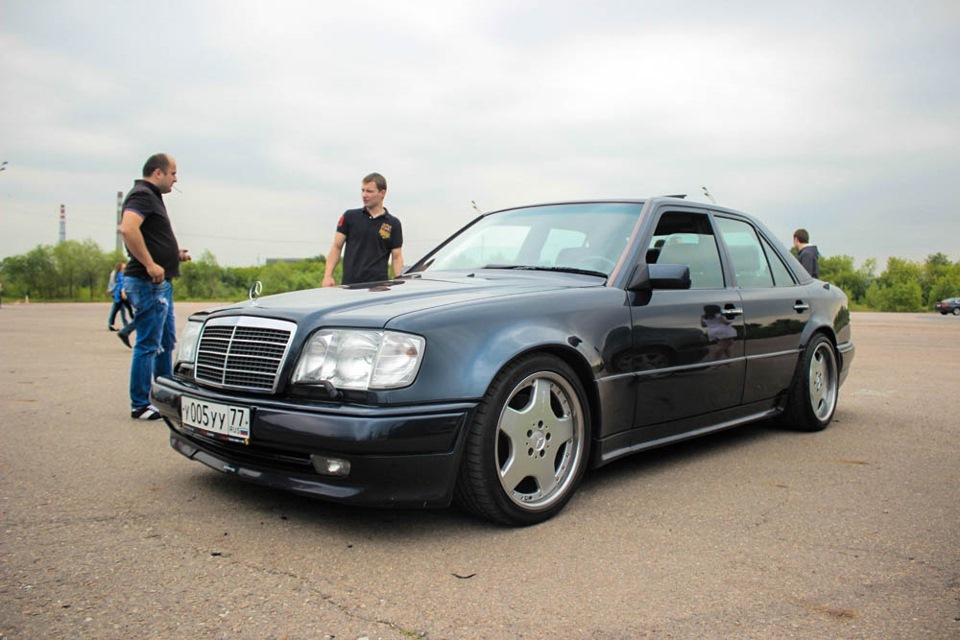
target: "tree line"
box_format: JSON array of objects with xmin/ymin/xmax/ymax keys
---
[
  {"xmin": 1, "ymin": 240, "xmax": 958, "ymax": 312},
  {"xmin": 0, "ymin": 243, "xmax": 333, "ymax": 302},
  {"xmin": 819, "ymin": 252, "xmax": 960, "ymax": 312}
]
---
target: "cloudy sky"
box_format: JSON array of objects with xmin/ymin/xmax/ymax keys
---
[{"xmin": 2, "ymin": 0, "xmax": 958, "ymax": 269}]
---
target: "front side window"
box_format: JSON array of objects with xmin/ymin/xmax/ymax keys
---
[{"xmin": 648, "ymin": 212, "xmax": 724, "ymax": 289}]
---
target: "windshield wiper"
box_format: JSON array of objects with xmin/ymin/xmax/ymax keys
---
[{"xmin": 482, "ymin": 264, "xmax": 608, "ymax": 278}]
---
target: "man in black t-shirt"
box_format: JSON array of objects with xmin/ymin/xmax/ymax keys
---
[
  {"xmin": 119, "ymin": 153, "xmax": 191, "ymax": 420},
  {"xmin": 323, "ymin": 173, "xmax": 404, "ymax": 286}
]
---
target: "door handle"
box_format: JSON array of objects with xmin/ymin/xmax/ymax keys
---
[
  {"xmin": 722, "ymin": 306, "xmax": 743, "ymax": 317},
  {"xmin": 793, "ymin": 301, "xmax": 810, "ymax": 313}
]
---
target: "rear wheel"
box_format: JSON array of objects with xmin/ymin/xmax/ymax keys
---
[
  {"xmin": 782, "ymin": 334, "xmax": 839, "ymax": 432},
  {"xmin": 953, "ymin": 308, "xmax": 960, "ymax": 316},
  {"xmin": 455, "ymin": 354, "xmax": 590, "ymax": 526}
]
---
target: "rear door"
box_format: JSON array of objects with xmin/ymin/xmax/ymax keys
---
[{"xmin": 714, "ymin": 215, "xmax": 806, "ymax": 403}]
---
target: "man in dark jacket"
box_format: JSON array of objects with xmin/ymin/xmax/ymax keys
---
[
  {"xmin": 119, "ymin": 153, "xmax": 191, "ymax": 420},
  {"xmin": 793, "ymin": 228, "xmax": 820, "ymax": 278}
]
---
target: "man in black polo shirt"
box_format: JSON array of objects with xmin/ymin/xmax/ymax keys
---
[
  {"xmin": 322, "ymin": 173, "xmax": 404, "ymax": 286},
  {"xmin": 119, "ymin": 153, "xmax": 191, "ymax": 420}
]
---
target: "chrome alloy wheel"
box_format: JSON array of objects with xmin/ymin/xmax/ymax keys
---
[
  {"xmin": 494, "ymin": 371, "xmax": 586, "ymax": 511},
  {"xmin": 808, "ymin": 340, "xmax": 838, "ymax": 422}
]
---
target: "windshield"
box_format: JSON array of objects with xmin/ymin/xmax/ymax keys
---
[{"xmin": 409, "ymin": 202, "xmax": 643, "ymax": 277}]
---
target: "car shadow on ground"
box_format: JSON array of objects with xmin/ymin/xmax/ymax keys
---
[
  {"xmin": 171, "ymin": 460, "xmax": 493, "ymax": 536},
  {"xmin": 580, "ymin": 418, "xmax": 787, "ymax": 491},
  {"xmin": 166, "ymin": 418, "xmax": 794, "ymax": 536}
]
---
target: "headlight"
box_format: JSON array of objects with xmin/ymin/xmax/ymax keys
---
[
  {"xmin": 175, "ymin": 319, "xmax": 203, "ymax": 367},
  {"xmin": 292, "ymin": 329, "xmax": 425, "ymax": 390}
]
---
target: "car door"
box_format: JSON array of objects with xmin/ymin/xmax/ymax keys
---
[
  {"xmin": 628, "ymin": 208, "xmax": 746, "ymax": 429},
  {"xmin": 714, "ymin": 215, "xmax": 807, "ymax": 403}
]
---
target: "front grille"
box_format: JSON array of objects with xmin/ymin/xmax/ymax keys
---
[{"xmin": 194, "ymin": 317, "xmax": 297, "ymax": 392}]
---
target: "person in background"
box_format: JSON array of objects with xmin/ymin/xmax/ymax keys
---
[
  {"xmin": 107, "ymin": 260, "xmax": 134, "ymax": 331},
  {"xmin": 322, "ymin": 172, "xmax": 404, "ymax": 286},
  {"xmin": 793, "ymin": 228, "xmax": 820, "ymax": 278},
  {"xmin": 107, "ymin": 265, "xmax": 117, "ymax": 298},
  {"xmin": 114, "ymin": 264, "xmax": 138, "ymax": 345},
  {"xmin": 119, "ymin": 153, "xmax": 191, "ymax": 421}
]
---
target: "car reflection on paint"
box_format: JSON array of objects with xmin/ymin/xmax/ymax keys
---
[{"xmin": 152, "ymin": 197, "xmax": 855, "ymax": 526}]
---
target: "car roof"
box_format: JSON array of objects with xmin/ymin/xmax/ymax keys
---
[{"xmin": 485, "ymin": 197, "xmax": 760, "ymax": 222}]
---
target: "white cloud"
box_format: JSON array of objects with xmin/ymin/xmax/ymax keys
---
[{"xmin": 1, "ymin": 1, "xmax": 959, "ymax": 270}]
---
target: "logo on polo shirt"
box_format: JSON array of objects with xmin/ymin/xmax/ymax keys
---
[{"xmin": 379, "ymin": 222, "xmax": 392, "ymax": 240}]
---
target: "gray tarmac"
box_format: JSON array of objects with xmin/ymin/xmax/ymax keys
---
[{"xmin": 1, "ymin": 303, "xmax": 958, "ymax": 639}]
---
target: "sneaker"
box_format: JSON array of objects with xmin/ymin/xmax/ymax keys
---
[
  {"xmin": 108, "ymin": 326, "xmax": 118, "ymax": 332},
  {"xmin": 118, "ymin": 331, "xmax": 132, "ymax": 349},
  {"xmin": 131, "ymin": 405, "xmax": 162, "ymax": 421}
]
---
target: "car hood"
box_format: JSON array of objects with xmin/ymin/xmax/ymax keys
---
[{"xmin": 202, "ymin": 270, "xmax": 604, "ymax": 328}]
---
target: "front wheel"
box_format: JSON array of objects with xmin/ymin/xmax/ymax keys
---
[
  {"xmin": 455, "ymin": 354, "xmax": 590, "ymax": 526},
  {"xmin": 953, "ymin": 308, "xmax": 960, "ymax": 316},
  {"xmin": 782, "ymin": 334, "xmax": 839, "ymax": 432}
]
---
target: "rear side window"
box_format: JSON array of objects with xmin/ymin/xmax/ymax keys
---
[
  {"xmin": 715, "ymin": 217, "xmax": 774, "ymax": 288},
  {"xmin": 759, "ymin": 234, "xmax": 796, "ymax": 287}
]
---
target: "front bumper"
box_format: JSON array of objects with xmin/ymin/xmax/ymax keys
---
[{"xmin": 152, "ymin": 377, "xmax": 475, "ymax": 508}]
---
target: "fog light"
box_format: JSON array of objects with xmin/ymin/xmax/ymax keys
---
[{"xmin": 310, "ymin": 454, "xmax": 351, "ymax": 477}]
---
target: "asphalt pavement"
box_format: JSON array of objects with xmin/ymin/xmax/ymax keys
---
[{"xmin": 1, "ymin": 303, "xmax": 957, "ymax": 639}]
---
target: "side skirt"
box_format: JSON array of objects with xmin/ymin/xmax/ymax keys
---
[{"xmin": 593, "ymin": 400, "xmax": 782, "ymax": 468}]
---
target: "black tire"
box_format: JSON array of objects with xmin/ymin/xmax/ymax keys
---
[
  {"xmin": 782, "ymin": 334, "xmax": 839, "ymax": 432},
  {"xmin": 953, "ymin": 308, "xmax": 960, "ymax": 316},
  {"xmin": 454, "ymin": 354, "xmax": 590, "ymax": 526}
]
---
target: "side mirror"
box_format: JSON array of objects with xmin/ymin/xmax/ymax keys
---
[{"xmin": 627, "ymin": 263, "xmax": 692, "ymax": 291}]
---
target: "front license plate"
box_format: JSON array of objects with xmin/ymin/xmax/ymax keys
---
[{"xmin": 181, "ymin": 396, "xmax": 251, "ymax": 440}]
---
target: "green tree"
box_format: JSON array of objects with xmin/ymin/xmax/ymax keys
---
[
  {"xmin": 819, "ymin": 254, "xmax": 874, "ymax": 304},
  {"xmin": 865, "ymin": 257, "xmax": 925, "ymax": 311},
  {"xmin": 75, "ymin": 239, "xmax": 112, "ymax": 300},
  {"xmin": 226, "ymin": 265, "xmax": 263, "ymax": 298},
  {"xmin": 4, "ymin": 246, "xmax": 58, "ymax": 299},
  {"xmin": 52, "ymin": 241, "xmax": 82, "ymax": 298},
  {"xmin": 8, "ymin": 239, "xmax": 952, "ymax": 309},
  {"xmin": 180, "ymin": 250, "xmax": 228, "ymax": 299},
  {"xmin": 921, "ymin": 252, "xmax": 960, "ymax": 306},
  {"xmin": 257, "ymin": 261, "xmax": 297, "ymax": 294}
]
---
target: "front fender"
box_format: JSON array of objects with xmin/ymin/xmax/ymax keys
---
[{"xmin": 381, "ymin": 287, "xmax": 632, "ymax": 404}]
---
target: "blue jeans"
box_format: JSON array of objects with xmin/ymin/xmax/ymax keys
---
[{"xmin": 125, "ymin": 277, "xmax": 176, "ymax": 409}]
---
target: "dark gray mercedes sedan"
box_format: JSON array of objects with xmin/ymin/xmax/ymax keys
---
[{"xmin": 152, "ymin": 197, "xmax": 854, "ymax": 525}]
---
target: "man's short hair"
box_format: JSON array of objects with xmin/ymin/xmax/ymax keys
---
[
  {"xmin": 363, "ymin": 172, "xmax": 387, "ymax": 191},
  {"xmin": 142, "ymin": 153, "xmax": 172, "ymax": 178},
  {"xmin": 793, "ymin": 228, "xmax": 810, "ymax": 244}
]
